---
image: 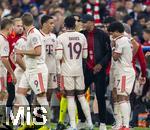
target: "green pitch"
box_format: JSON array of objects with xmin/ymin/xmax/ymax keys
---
[{"xmin": 50, "ymin": 123, "xmax": 150, "ymax": 130}]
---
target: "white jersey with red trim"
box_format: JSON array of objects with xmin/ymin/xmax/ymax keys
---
[
  {"xmin": 40, "ymin": 30, "xmax": 57, "ymax": 74},
  {"xmin": 56, "ymin": 31, "xmax": 88, "ymax": 76},
  {"xmin": 25, "ymin": 27, "xmax": 46, "ymax": 70},
  {"xmin": 0, "ymin": 34, "xmax": 9, "ymax": 74},
  {"xmin": 14, "ymin": 36, "xmax": 26, "ymax": 70},
  {"xmin": 114, "ymin": 36, "xmax": 135, "ymax": 75}
]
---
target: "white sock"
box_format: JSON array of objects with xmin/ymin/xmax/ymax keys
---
[
  {"xmin": 114, "ymin": 102, "xmax": 122, "ymax": 126},
  {"xmin": 78, "ymin": 95, "xmax": 93, "ymax": 127},
  {"xmin": 119, "ymin": 101, "xmax": 130, "ymax": 128},
  {"xmin": 127, "ymin": 101, "xmax": 131, "ymax": 122},
  {"xmin": 36, "ymin": 96, "xmax": 51, "ymax": 127},
  {"xmin": 67, "ymin": 96, "xmax": 76, "ymax": 128}
]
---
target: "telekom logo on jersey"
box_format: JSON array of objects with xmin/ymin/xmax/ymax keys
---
[{"xmin": 6, "ymin": 107, "xmax": 47, "ymax": 126}]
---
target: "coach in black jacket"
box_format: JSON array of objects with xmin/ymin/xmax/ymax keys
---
[{"xmin": 79, "ymin": 14, "xmax": 111, "ymax": 130}]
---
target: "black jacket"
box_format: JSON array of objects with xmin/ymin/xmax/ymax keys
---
[{"xmin": 81, "ymin": 28, "xmax": 111, "ymax": 69}]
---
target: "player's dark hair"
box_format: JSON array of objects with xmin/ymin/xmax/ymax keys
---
[
  {"xmin": 41, "ymin": 15, "xmax": 53, "ymax": 26},
  {"xmin": 0, "ymin": 18, "xmax": 13, "ymax": 30},
  {"xmin": 21, "ymin": 12, "xmax": 34, "ymax": 26},
  {"xmin": 64, "ymin": 16, "xmax": 76, "ymax": 29},
  {"xmin": 107, "ymin": 22, "xmax": 125, "ymax": 33}
]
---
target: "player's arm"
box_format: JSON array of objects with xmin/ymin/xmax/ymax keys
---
[
  {"xmin": 21, "ymin": 46, "xmax": 41, "ymax": 56},
  {"xmin": 55, "ymin": 38, "xmax": 63, "ymax": 60},
  {"xmin": 112, "ymin": 41, "xmax": 122, "ymax": 61},
  {"xmin": 131, "ymin": 38, "xmax": 139, "ymax": 56},
  {"xmin": 82, "ymin": 35, "xmax": 88, "ymax": 59},
  {"xmin": 1, "ymin": 56, "xmax": 17, "ymax": 84},
  {"xmin": 1, "ymin": 57, "xmax": 14, "ymax": 75},
  {"xmin": 1, "ymin": 42, "xmax": 16, "ymax": 84},
  {"xmin": 15, "ymin": 35, "xmax": 42, "ymax": 56},
  {"xmin": 15, "ymin": 54, "xmax": 26, "ymax": 71}
]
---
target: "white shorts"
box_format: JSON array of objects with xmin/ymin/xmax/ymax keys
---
[
  {"xmin": 48, "ymin": 73, "xmax": 57, "ymax": 89},
  {"xmin": 61, "ymin": 76, "xmax": 85, "ymax": 91},
  {"xmin": 0, "ymin": 68, "xmax": 7, "ymax": 92},
  {"xmin": 19, "ymin": 70, "xmax": 48, "ymax": 95},
  {"xmin": 115, "ymin": 73, "xmax": 135, "ymax": 96}
]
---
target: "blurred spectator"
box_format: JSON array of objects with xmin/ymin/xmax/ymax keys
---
[
  {"xmin": 29, "ymin": 4, "xmax": 39, "ymax": 28},
  {"xmin": 1, "ymin": 0, "xmax": 11, "ymax": 18},
  {"xmin": 11, "ymin": 7, "xmax": 22, "ymax": 18},
  {"xmin": 132, "ymin": 13, "xmax": 147, "ymax": 42},
  {"xmin": 21, "ymin": 0, "xmax": 31, "ymax": 12},
  {"xmin": 125, "ymin": 0, "xmax": 134, "ymax": 14},
  {"xmin": 143, "ymin": 29, "xmax": 150, "ymax": 46},
  {"xmin": 115, "ymin": 6, "xmax": 127, "ymax": 21},
  {"xmin": 123, "ymin": 15, "xmax": 134, "ymax": 28}
]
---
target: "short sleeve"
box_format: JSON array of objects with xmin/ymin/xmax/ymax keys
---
[
  {"xmin": 55, "ymin": 37, "xmax": 63, "ymax": 60},
  {"xmin": 114, "ymin": 40, "xmax": 124, "ymax": 54},
  {"xmin": 30, "ymin": 34, "xmax": 41, "ymax": 48},
  {"xmin": 1, "ymin": 40, "xmax": 9, "ymax": 57},
  {"xmin": 82, "ymin": 35, "xmax": 88, "ymax": 59}
]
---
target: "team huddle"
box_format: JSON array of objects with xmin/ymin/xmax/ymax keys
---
[{"xmin": 0, "ymin": 12, "xmax": 136, "ymax": 130}]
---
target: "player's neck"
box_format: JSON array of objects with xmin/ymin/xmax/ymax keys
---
[
  {"xmin": 26, "ymin": 25, "xmax": 34, "ymax": 34},
  {"xmin": 41, "ymin": 28, "xmax": 50, "ymax": 34}
]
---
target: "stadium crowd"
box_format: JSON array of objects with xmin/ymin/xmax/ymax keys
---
[{"xmin": 0, "ymin": 0, "xmax": 150, "ymax": 130}]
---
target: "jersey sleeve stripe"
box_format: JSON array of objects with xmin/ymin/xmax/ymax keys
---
[
  {"xmin": 55, "ymin": 49, "xmax": 63, "ymax": 51},
  {"xmin": 38, "ymin": 73, "xmax": 45, "ymax": 93},
  {"xmin": 83, "ymin": 48, "xmax": 88, "ymax": 50},
  {"xmin": 34, "ymin": 45, "xmax": 42, "ymax": 48}
]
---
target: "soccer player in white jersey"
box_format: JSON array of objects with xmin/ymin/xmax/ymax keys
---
[
  {"xmin": 0, "ymin": 18, "xmax": 17, "ymax": 124},
  {"xmin": 15, "ymin": 13, "xmax": 50, "ymax": 130},
  {"xmin": 108, "ymin": 22, "xmax": 136, "ymax": 130},
  {"xmin": 56, "ymin": 16, "xmax": 93, "ymax": 130},
  {"xmin": 39, "ymin": 15, "xmax": 58, "ymax": 106}
]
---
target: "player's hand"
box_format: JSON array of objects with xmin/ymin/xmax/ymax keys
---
[
  {"xmin": 11, "ymin": 74, "xmax": 17, "ymax": 85},
  {"xmin": 14, "ymin": 48, "xmax": 24, "ymax": 54},
  {"xmin": 145, "ymin": 52, "xmax": 150, "ymax": 57},
  {"xmin": 139, "ymin": 76, "xmax": 146, "ymax": 85},
  {"xmin": 93, "ymin": 64, "xmax": 102, "ymax": 74}
]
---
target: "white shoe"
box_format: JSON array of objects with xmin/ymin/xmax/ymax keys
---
[
  {"xmin": 99, "ymin": 123, "xmax": 107, "ymax": 130},
  {"xmin": 77, "ymin": 121, "xmax": 88, "ymax": 129}
]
